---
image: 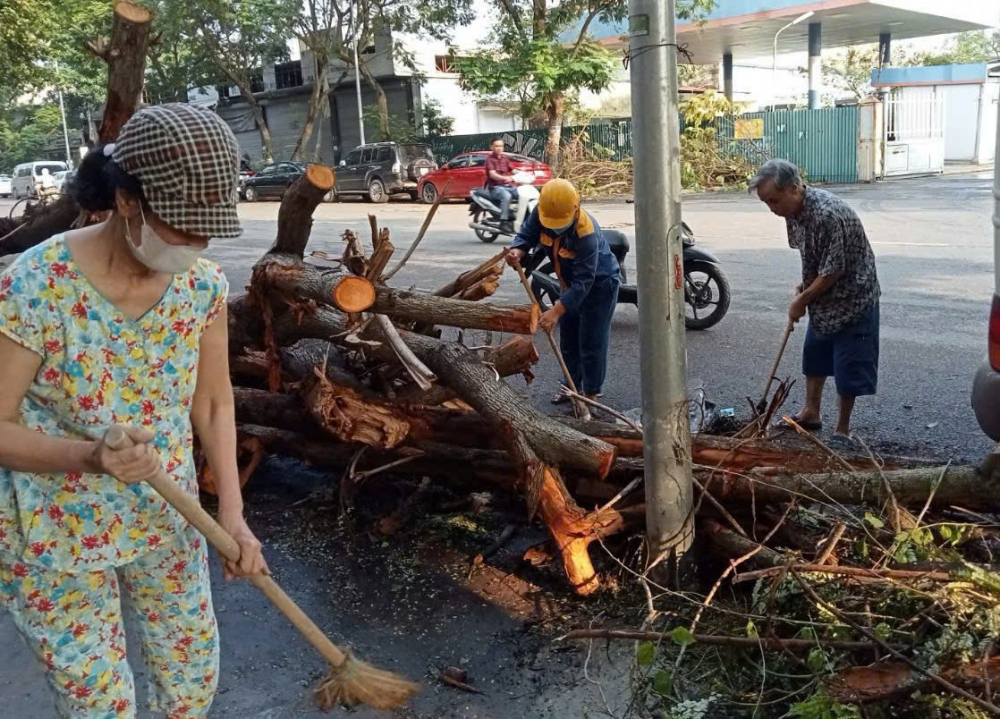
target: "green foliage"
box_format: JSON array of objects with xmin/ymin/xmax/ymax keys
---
[
  {"xmin": 636, "ymin": 640, "xmax": 655, "ymax": 666},
  {"xmin": 678, "ymin": 90, "xmax": 756, "ymax": 190},
  {"xmin": 421, "ymin": 99, "xmax": 454, "ymax": 138},
  {"xmin": 909, "ymin": 31, "xmax": 1000, "ymax": 67},
  {"xmin": 670, "ymin": 626, "xmax": 696, "ymax": 646},
  {"xmin": 362, "ymin": 104, "xmax": 419, "ymax": 143},
  {"xmin": 788, "ymin": 691, "xmax": 862, "ymax": 718},
  {"xmin": 0, "ymin": 104, "xmax": 63, "ymax": 173},
  {"xmin": 454, "ymin": 0, "xmax": 715, "ymax": 168}
]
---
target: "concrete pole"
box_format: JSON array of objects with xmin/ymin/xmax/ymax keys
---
[
  {"xmin": 627, "ymin": 0, "xmax": 695, "ymax": 577},
  {"xmin": 808, "ymin": 22, "xmax": 822, "ymax": 110},
  {"xmin": 723, "ymin": 53, "xmax": 734, "ymax": 103},
  {"xmin": 352, "ymin": 4, "xmax": 366, "ymax": 146}
]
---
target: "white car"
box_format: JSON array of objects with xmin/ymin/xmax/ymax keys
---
[{"xmin": 0, "ymin": 175, "xmax": 11, "ymax": 198}]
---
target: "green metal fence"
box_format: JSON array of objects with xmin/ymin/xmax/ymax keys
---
[
  {"xmin": 716, "ymin": 106, "xmax": 859, "ymax": 184},
  {"xmin": 425, "ymin": 106, "xmax": 858, "ymax": 184}
]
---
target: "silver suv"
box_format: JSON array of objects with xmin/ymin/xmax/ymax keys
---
[{"xmin": 335, "ymin": 142, "xmax": 436, "ymax": 203}]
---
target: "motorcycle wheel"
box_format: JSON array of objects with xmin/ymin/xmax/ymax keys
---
[
  {"xmin": 530, "ymin": 262, "xmax": 559, "ymax": 311},
  {"xmin": 684, "ymin": 260, "xmax": 730, "ymax": 330},
  {"xmin": 472, "ymin": 207, "xmax": 499, "ymax": 243}
]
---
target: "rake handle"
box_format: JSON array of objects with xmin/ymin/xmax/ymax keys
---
[
  {"xmin": 513, "ymin": 262, "xmax": 591, "ymax": 421},
  {"xmin": 757, "ymin": 318, "xmax": 795, "ymax": 411},
  {"xmin": 104, "ymin": 425, "xmax": 349, "ymax": 669}
]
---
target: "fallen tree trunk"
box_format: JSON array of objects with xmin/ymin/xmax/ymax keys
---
[
  {"xmin": 0, "ymin": 0, "xmax": 152, "ymax": 256},
  {"xmin": 256, "ymin": 258, "xmax": 538, "ymax": 334},
  {"xmin": 711, "ymin": 464, "xmax": 999, "ymax": 511},
  {"xmin": 418, "ymin": 342, "xmax": 616, "ymax": 479}
]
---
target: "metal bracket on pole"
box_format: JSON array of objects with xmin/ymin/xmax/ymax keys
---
[{"xmin": 627, "ymin": 0, "xmax": 695, "ymax": 578}]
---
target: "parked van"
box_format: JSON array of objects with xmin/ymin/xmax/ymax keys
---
[{"xmin": 11, "ymin": 161, "xmax": 69, "ymax": 199}]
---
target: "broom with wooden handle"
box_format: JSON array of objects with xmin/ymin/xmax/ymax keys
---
[{"xmin": 103, "ymin": 425, "xmax": 419, "ymax": 710}]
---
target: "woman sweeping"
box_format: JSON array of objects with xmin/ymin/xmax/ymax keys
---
[{"xmin": 0, "ymin": 104, "xmax": 265, "ymax": 718}]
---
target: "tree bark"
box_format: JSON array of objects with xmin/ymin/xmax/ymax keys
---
[
  {"xmin": 419, "ymin": 342, "xmax": 616, "ymax": 479},
  {"xmin": 269, "ymin": 165, "xmax": 336, "ymax": 258},
  {"xmin": 257, "ymin": 258, "xmax": 539, "ymax": 334},
  {"xmin": 95, "ymin": 1, "xmax": 153, "ymax": 142},
  {"xmin": 710, "ymin": 465, "xmax": 999, "ymax": 511},
  {"xmin": 0, "ymin": 0, "xmax": 152, "ymax": 257},
  {"xmin": 359, "ymin": 62, "xmax": 390, "ymax": 140},
  {"xmin": 433, "ymin": 249, "xmax": 507, "ymax": 298},
  {"xmin": 544, "ymin": 93, "xmax": 565, "ymax": 174},
  {"xmin": 246, "ymin": 91, "xmax": 275, "ymax": 164},
  {"xmin": 292, "ymin": 52, "xmax": 331, "ymax": 161}
]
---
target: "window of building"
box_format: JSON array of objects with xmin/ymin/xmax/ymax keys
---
[{"xmin": 275, "ymin": 60, "xmax": 303, "ymax": 89}]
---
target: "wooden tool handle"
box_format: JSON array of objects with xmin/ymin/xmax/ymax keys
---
[
  {"xmin": 103, "ymin": 425, "xmax": 350, "ymax": 668},
  {"xmin": 513, "ymin": 263, "xmax": 591, "ymax": 421},
  {"xmin": 758, "ymin": 318, "xmax": 795, "ymax": 404}
]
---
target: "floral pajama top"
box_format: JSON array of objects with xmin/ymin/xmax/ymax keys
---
[{"xmin": 0, "ymin": 234, "xmax": 228, "ymax": 571}]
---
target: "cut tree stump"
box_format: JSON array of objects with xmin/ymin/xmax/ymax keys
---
[{"xmin": 270, "ymin": 165, "xmax": 336, "ymax": 258}]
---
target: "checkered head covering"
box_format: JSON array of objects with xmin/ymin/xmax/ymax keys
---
[{"xmin": 112, "ymin": 103, "xmax": 242, "ymax": 238}]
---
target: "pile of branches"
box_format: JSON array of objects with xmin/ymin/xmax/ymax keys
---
[
  {"xmin": 565, "ymin": 434, "xmax": 1000, "ymax": 717},
  {"xmin": 559, "ymin": 138, "xmax": 634, "ymax": 198},
  {"xmin": 558, "ymin": 126, "xmax": 756, "ymax": 198},
  {"xmin": 223, "ymin": 164, "xmax": 1000, "ymax": 609}
]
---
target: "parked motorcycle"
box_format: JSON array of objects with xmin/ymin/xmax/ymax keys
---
[
  {"xmin": 524, "ymin": 223, "xmax": 730, "ymax": 330},
  {"xmin": 467, "ymin": 171, "xmax": 540, "ymax": 243}
]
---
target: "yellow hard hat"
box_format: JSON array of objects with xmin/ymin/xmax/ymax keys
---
[{"xmin": 537, "ymin": 178, "xmax": 580, "ymax": 231}]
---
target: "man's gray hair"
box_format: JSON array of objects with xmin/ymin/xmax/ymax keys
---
[{"xmin": 748, "ymin": 159, "xmax": 804, "ymax": 192}]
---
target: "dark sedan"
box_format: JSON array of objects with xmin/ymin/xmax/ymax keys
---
[{"xmin": 241, "ymin": 162, "xmax": 335, "ymax": 202}]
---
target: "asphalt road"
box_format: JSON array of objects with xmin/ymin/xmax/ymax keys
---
[
  {"xmin": 0, "ymin": 171, "xmax": 996, "ymax": 718},
  {"xmin": 212, "ymin": 171, "xmax": 996, "ymax": 461}
]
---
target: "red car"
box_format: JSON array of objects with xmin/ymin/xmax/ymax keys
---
[{"xmin": 416, "ymin": 151, "xmax": 551, "ymax": 203}]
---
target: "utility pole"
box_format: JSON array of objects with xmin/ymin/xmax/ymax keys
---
[
  {"xmin": 352, "ymin": 3, "xmax": 366, "ymax": 146},
  {"xmin": 627, "ymin": 0, "xmax": 694, "ymax": 579}
]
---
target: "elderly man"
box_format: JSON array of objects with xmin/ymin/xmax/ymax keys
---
[{"xmin": 751, "ymin": 159, "xmax": 880, "ymax": 445}]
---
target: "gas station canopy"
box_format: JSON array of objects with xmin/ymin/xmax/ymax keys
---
[{"xmin": 590, "ymin": 0, "xmax": 999, "ymax": 62}]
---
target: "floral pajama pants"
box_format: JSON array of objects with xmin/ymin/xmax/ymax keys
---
[{"xmin": 0, "ymin": 526, "xmax": 219, "ymax": 718}]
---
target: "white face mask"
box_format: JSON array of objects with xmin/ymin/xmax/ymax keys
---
[{"xmin": 125, "ymin": 206, "xmax": 204, "ymax": 274}]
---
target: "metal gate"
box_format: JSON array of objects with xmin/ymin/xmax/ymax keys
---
[
  {"xmin": 882, "ymin": 91, "xmax": 945, "ymax": 177},
  {"xmin": 719, "ymin": 106, "xmax": 859, "ymax": 184}
]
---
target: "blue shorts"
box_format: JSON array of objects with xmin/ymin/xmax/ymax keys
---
[{"xmin": 802, "ymin": 303, "xmax": 879, "ymax": 397}]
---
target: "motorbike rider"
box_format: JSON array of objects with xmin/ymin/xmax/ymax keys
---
[
  {"xmin": 506, "ymin": 179, "xmax": 621, "ymax": 404},
  {"xmin": 36, "ymin": 168, "xmax": 58, "ymax": 201},
  {"xmin": 485, "ymin": 137, "xmax": 517, "ymax": 233}
]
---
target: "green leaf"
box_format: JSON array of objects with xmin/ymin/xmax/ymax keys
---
[
  {"xmin": 636, "ymin": 641, "xmax": 655, "ymax": 666},
  {"xmin": 874, "ymin": 623, "xmax": 892, "ymax": 639},
  {"xmin": 856, "ymin": 537, "xmax": 869, "ymax": 558},
  {"xmin": 864, "ymin": 512, "xmax": 884, "ymax": 529},
  {"xmin": 806, "ymin": 647, "xmax": 828, "ymax": 674},
  {"xmin": 746, "ymin": 620, "xmax": 758, "ymax": 638},
  {"xmin": 670, "ymin": 626, "xmax": 696, "ymax": 646},
  {"xmin": 652, "ymin": 669, "xmax": 672, "ymax": 696}
]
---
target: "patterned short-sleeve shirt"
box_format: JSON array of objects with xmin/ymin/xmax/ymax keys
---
[
  {"xmin": 787, "ymin": 186, "xmax": 880, "ymax": 336},
  {"xmin": 0, "ymin": 235, "xmax": 227, "ymax": 570}
]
